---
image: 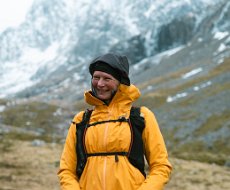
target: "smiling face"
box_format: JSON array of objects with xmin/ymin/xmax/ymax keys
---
[{"xmin": 92, "ymin": 71, "xmax": 120, "ymax": 101}]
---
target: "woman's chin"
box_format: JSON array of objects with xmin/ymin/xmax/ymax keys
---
[{"xmin": 97, "ymin": 94, "xmax": 110, "ymax": 101}]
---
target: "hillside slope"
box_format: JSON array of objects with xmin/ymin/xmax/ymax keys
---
[{"xmin": 0, "ymin": 138, "xmax": 229, "ymax": 190}]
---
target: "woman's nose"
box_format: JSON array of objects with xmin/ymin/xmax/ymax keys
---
[{"xmin": 97, "ymin": 78, "xmax": 105, "ymax": 86}]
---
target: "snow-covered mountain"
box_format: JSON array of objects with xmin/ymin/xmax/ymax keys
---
[{"xmin": 0, "ymin": 0, "xmax": 229, "ymax": 98}]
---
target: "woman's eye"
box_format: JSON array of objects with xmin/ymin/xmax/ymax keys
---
[
  {"xmin": 105, "ymin": 78, "xmax": 112, "ymax": 81},
  {"xmin": 93, "ymin": 76, "xmax": 100, "ymax": 80},
  {"xmin": 92, "ymin": 76, "xmax": 113, "ymax": 82}
]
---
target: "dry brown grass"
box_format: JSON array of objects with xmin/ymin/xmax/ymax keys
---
[{"xmin": 0, "ymin": 139, "xmax": 229, "ymax": 190}]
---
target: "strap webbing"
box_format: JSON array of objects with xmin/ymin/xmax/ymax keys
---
[
  {"xmin": 87, "ymin": 152, "xmax": 129, "ymax": 162},
  {"xmin": 87, "ymin": 117, "xmax": 128, "ymax": 127},
  {"xmin": 87, "ymin": 152, "xmax": 128, "ymax": 157}
]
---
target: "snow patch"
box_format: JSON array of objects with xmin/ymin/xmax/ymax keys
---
[
  {"xmin": 0, "ymin": 105, "xmax": 6, "ymax": 112},
  {"xmin": 0, "ymin": 42, "xmax": 63, "ymax": 97},
  {"xmin": 167, "ymin": 92, "xmax": 188, "ymax": 103},
  {"xmin": 198, "ymin": 38, "xmax": 203, "ymax": 42},
  {"xmin": 213, "ymin": 31, "xmax": 229, "ymax": 40},
  {"xmin": 193, "ymin": 81, "xmax": 212, "ymax": 91},
  {"xmin": 182, "ymin": 67, "xmax": 203, "ymax": 79},
  {"xmin": 144, "ymin": 4, "xmax": 156, "ymax": 18},
  {"xmin": 217, "ymin": 43, "xmax": 227, "ymax": 53},
  {"xmin": 165, "ymin": 46, "xmax": 185, "ymax": 56},
  {"xmin": 217, "ymin": 58, "xmax": 224, "ymax": 65}
]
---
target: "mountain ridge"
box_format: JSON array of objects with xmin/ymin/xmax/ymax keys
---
[{"xmin": 0, "ymin": 0, "xmax": 229, "ymax": 98}]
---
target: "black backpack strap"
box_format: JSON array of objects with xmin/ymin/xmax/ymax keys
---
[
  {"xmin": 128, "ymin": 106, "xmax": 146, "ymax": 177},
  {"xmin": 75, "ymin": 109, "xmax": 93, "ymax": 178}
]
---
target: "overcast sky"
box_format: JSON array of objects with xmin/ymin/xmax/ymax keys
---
[{"xmin": 0, "ymin": 0, "xmax": 34, "ymax": 33}]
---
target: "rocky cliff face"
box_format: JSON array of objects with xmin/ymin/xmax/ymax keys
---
[
  {"xmin": 157, "ymin": 15, "xmax": 196, "ymax": 51},
  {"xmin": 0, "ymin": 0, "xmax": 229, "ymax": 98}
]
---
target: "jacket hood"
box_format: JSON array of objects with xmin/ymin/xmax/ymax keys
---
[
  {"xmin": 84, "ymin": 84, "xmax": 140, "ymax": 108},
  {"xmin": 89, "ymin": 53, "xmax": 130, "ymax": 86}
]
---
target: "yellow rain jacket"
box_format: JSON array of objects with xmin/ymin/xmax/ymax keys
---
[{"xmin": 58, "ymin": 84, "xmax": 172, "ymax": 190}]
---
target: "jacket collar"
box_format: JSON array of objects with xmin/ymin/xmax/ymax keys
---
[{"xmin": 84, "ymin": 84, "xmax": 140, "ymax": 108}]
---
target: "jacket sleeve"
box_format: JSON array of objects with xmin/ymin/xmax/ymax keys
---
[
  {"xmin": 57, "ymin": 111, "xmax": 84, "ymax": 190},
  {"xmin": 137, "ymin": 106, "xmax": 172, "ymax": 190}
]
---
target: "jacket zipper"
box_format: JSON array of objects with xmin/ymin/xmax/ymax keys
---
[
  {"xmin": 102, "ymin": 107, "xmax": 114, "ymax": 190},
  {"xmin": 102, "ymin": 119, "xmax": 109, "ymax": 190}
]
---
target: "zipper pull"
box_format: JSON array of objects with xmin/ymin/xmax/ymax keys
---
[{"xmin": 115, "ymin": 154, "xmax": 119, "ymax": 162}]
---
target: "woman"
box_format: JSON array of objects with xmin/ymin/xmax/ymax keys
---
[{"xmin": 58, "ymin": 53, "xmax": 172, "ymax": 190}]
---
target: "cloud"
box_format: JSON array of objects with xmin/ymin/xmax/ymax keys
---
[{"xmin": 0, "ymin": 0, "xmax": 33, "ymax": 32}]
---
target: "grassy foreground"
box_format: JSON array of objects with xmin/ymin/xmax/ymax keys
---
[{"xmin": 0, "ymin": 138, "xmax": 229, "ymax": 190}]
